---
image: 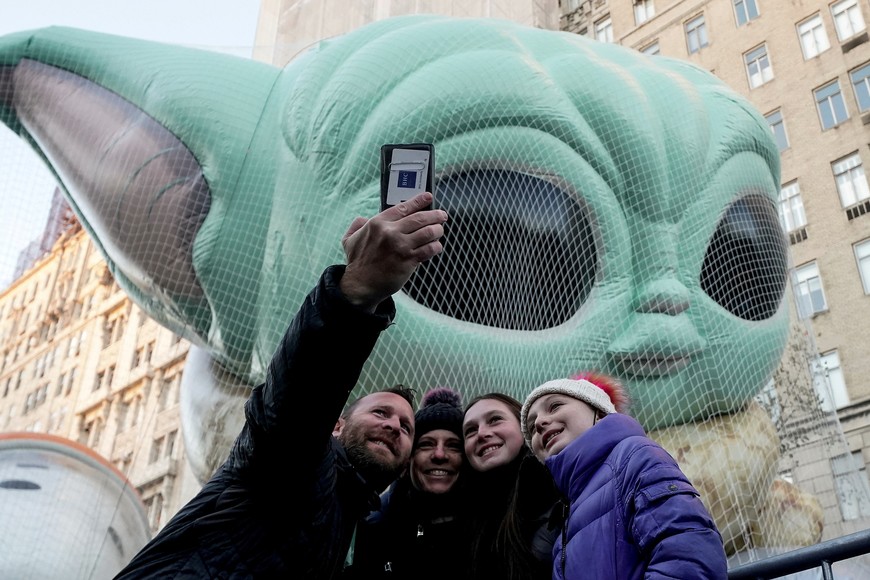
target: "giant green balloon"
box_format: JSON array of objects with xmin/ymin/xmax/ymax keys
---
[{"xmin": 0, "ymin": 15, "xmax": 787, "ymax": 462}]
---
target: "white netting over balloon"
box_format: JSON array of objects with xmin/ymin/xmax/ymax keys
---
[{"xmin": 1, "ymin": 14, "xmax": 867, "ymax": 563}]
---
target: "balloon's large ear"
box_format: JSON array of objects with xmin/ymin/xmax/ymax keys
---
[{"xmin": 0, "ymin": 27, "xmax": 280, "ymax": 343}]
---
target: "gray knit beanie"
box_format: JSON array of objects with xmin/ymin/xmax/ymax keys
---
[{"xmin": 414, "ymin": 387, "xmax": 464, "ymax": 447}]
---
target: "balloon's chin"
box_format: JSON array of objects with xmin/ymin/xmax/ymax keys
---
[{"xmin": 179, "ymin": 345, "xmax": 251, "ymax": 484}]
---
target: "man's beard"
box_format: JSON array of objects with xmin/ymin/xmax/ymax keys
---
[{"xmin": 340, "ymin": 423, "xmax": 405, "ymax": 490}]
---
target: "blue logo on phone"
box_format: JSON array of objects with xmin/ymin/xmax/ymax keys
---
[{"xmin": 397, "ymin": 170, "xmax": 417, "ymax": 189}]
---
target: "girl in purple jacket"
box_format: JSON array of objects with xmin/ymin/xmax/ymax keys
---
[{"xmin": 520, "ymin": 373, "xmax": 728, "ymax": 580}]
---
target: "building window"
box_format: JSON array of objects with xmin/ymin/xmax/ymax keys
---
[
  {"xmin": 815, "ymin": 80, "xmax": 849, "ymax": 129},
  {"xmin": 158, "ymin": 378, "xmax": 172, "ymax": 411},
  {"xmin": 685, "ymin": 15, "xmax": 709, "ymax": 54},
  {"xmin": 813, "ymin": 350, "xmax": 849, "ymax": 411},
  {"xmin": 114, "ymin": 317, "xmax": 125, "ymax": 343},
  {"xmin": 833, "ymin": 152, "xmax": 870, "ymax": 207},
  {"xmin": 855, "ymin": 239, "xmax": 870, "ymax": 294},
  {"xmin": 832, "ymin": 0, "xmax": 866, "ymax": 42},
  {"xmin": 850, "ymin": 62, "xmax": 870, "ymax": 112},
  {"xmin": 832, "ymin": 452, "xmax": 870, "ymax": 520},
  {"xmin": 634, "ymin": 0, "xmax": 655, "ymax": 25},
  {"xmin": 35, "ymin": 385, "xmax": 47, "ymax": 407},
  {"xmin": 103, "ymin": 318, "xmax": 115, "ymax": 349},
  {"xmin": 35, "ymin": 355, "xmax": 46, "ymax": 379},
  {"xmin": 733, "ymin": 0, "xmax": 759, "ymax": 27},
  {"xmin": 165, "ymin": 430, "xmax": 177, "ymax": 459},
  {"xmin": 116, "ymin": 402, "xmax": 129, "ymax": 432},
  {"xmin": 65, "ymin": 368, "xmax": 76, "ymax": 396},
  {"xmin": 745, "ymin": 45, "xmax": 773, "ymax": 88},
  {"xmin": 90, "ymin": 420, "xmax": 103, "ymax": 448},
  {"xmin": 641, "ymin": 41, "xmax": 660, "ymax": 56},
  {"xmin": 130, "ymin": 398, "xmax": 140, "ymax": 427},
  {"xmin": 764, "ymin": 110, "xmax": 789, "ymax": 151},
  {"xmin": 149, "ymin": 436, "xmax": 164, "ymax": 464},
  {"xmin": 595, "ymin": 16, "xmax": 613, "ymax": 43},
  {"xmin": 94, "ymin": 371, "xmax": 105, "ymax": 392},
  {"xmin": 146, "ymin": 493, "xmax": 164, "ymax": 530},
  {"xmin": 794, "ymin": 262, "xmax": 827, "ymax": 318},
  {"xmin": 779, "ymin": 181, "xmax": 806, "ymax": 232},
  {"xmin": 798, "ymin": 14, "xmax": 831, "ymax": 59}
]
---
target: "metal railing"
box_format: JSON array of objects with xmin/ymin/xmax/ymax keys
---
[{"xmin": 728, "ymin": 528, "xmax": 870, "ymax": 579}]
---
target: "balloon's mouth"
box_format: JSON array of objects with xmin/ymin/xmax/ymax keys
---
[{"xmin": 610, "ymin": 352, "xmax": 696, "ymax": 378}]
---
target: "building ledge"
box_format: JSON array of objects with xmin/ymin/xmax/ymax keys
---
[
  {"xmin": 789, "ymin": 227, "xmax": 808, "ymax": 245},
  {"xmin": 842, "ymin": 31, "xmax": 869, "ymax": 54},
  {"xmin": 845, "ymin": 199, "xmax": 870, "ymax": 221},
  {"xmin": 837, "ymin": 397, "xmax": 870, "ymax": 423}
]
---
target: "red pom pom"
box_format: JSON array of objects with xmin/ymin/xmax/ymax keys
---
[{"xmin": 568, "ymin": 371, "xmax": 630, "ymax": 414}]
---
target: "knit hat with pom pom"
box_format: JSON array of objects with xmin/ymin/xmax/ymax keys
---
[
  {"xmin": 414, "ymin": 387, "xmax": 464, "ymax": 446},
  {"xmin": 520, "ymin": 372, "xmax": 630, "ymax": 446}
]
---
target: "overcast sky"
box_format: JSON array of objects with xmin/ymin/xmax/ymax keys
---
[
  {"xmin": 0, "ymin": 0, "xmax": 262, "ymax": 288},
  {"xmin": 0, "ymin": 0, "xmax": 260, "ymax": 50}
]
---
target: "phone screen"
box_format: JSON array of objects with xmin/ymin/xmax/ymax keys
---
[{"xmin": 381, "ymin": 143, "xmax": 434, "ymax": 212}]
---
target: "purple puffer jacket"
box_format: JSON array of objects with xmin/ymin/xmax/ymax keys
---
[{"xmin": 546, "ymin": 413, "xmax": 727, "ymax": 580}]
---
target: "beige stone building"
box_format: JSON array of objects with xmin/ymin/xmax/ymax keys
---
[
  {"xmin": 557, "ymin": 0, "xmax": 870, "ymax": 541},
  {"xmin": 0, "ymin": 195, "xmax": 199, "ymax": 535},
  {"xmin": 253, "ymin": 0, "xmax": 561, "ymax": 65}
]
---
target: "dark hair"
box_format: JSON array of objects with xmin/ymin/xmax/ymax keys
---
[
  {"xmin": 464, "ymin": 392, "xmax": 521, "ymax": 421},
  {"xmin": 343, "ymin": 384, "xmax": 417, "ymax": 418},
  {"xmin": 464, "ymin": 392, "xmax": 555, "ymax": 580}
]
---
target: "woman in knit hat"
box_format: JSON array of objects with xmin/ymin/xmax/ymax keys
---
[
  {"xmin": 520, "ymin": 372, "xmax": 727, "ymax": 580},
  {"xmin": 346, "ymin": 387, "xmax": 471, "ymax": 579},
  {"xmin": 461, "ymin": 392, "xmax": 560, "ymax": 580}
]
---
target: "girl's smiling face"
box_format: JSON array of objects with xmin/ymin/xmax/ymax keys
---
[
  {"xmin": 463, "ymin": 398, "xmax": 526, "ymax": 472},
  {"xmin": 526, "ymin": 394, "xmax": 598, "ymax": 461}
]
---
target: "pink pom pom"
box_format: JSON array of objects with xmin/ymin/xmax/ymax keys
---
[{"xmin": 421, "ymin": 387, "xmax": 462, "ymax": 409}]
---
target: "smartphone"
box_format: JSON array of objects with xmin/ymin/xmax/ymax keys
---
[{"xmin": 380, "ymin": 143, "xmax": 435, "ymax": 212}]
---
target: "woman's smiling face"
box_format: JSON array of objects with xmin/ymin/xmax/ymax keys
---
[{"xmin": 462, "ymin": 398, "xmax": 526, "ymax": 472}]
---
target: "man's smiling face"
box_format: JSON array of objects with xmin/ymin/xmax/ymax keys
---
[{"xmin": 336, "ymin": 392, "xmax": 415, "ymax": 487}]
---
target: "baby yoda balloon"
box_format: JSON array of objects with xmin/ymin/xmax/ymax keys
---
[{"xmin": 0, "ymin": 15, "xmax": 821, "ymax": 552}]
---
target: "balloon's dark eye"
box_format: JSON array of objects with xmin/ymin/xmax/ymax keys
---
[
  {"xmin": 700, "ymin": 195, "xmax": 788, "ymax": 321},
  {"xmin": 403, "ymin": 169, "xmax": 597, "ymax": 330}
]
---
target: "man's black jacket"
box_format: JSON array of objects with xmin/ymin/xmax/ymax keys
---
[{"xmin": 114, "ymin": 265, "xmax": 395, "ymax": 579}]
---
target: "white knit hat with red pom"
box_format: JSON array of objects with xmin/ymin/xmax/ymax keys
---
[{"xmin": 520, "ymin": 378, "xmax": 616, "ymax": 445}]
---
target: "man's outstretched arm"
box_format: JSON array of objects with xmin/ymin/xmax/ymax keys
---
[{"xmin": 238, "ymin": 192, "xmax": 448, "ymax": 457}]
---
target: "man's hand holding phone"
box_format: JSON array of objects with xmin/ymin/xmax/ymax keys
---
[{"xmin": 341, "ymin": 192, "xmax": 447, "ymax": 312}]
